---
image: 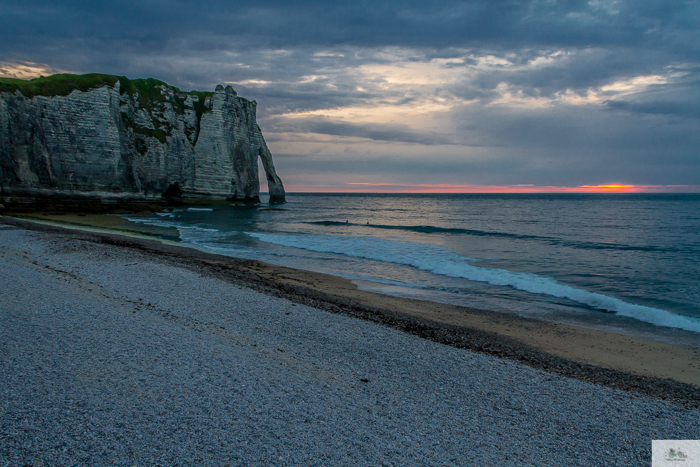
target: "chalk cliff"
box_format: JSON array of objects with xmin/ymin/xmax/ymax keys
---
[{"xmin": 0, "ymin": 74, "xmax": 285, "ymax": 209}]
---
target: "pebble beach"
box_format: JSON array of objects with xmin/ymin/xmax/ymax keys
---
[{"xmin": 1, "ymin": 221, "xmax": 698, "ymax": 466}]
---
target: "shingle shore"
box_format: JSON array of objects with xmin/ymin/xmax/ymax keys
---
[
  {"xmin": 1, "ymin": 225, "xmax": 698, "ymax": 466},
  {"xmin": 5, "ymin": 215, "xmax": 700, "ymax": 403}
]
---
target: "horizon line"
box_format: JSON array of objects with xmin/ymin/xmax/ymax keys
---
[{"xmin": 273, "ymin": 183, "xmax": 700, "ymax": 194}]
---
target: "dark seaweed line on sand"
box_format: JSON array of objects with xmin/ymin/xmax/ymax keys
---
[{"xmin": 2, "ymin": 216, "xmax": 698, "ymax": 409}]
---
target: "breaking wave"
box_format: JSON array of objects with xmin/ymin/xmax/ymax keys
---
[
  {"xmin": 120, "ymin": 216, "xmax": 220, "ymax": 243},
  {"xmin": 249, "ymin": 232, "xmax": 700, "ymax": 332}
]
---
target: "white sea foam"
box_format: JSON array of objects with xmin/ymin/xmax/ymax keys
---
[
  {"xmin": 249, "ymin": 232, "xmax": 700, "ymax": 332},
  {"xmin": 121, "ymin": 217, "xmax": 179, "ymax": 229},
  {"xmin": 121, "ymin": 216, "xmax": 219, "ymax": 242}
]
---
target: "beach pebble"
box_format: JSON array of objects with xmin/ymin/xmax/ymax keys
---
[{"xmin": 0, "ymin": 227, "xmax": 698, "ymax": 466}]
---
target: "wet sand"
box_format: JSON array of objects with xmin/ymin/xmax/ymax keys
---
[{"xmin": 2, "ymin": 213, "xmax": 698, "ymax": 406}]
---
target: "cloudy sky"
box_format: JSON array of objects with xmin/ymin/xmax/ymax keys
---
[{"xmin": 1, "ymin": 0, "xmax": 698, "ymax": 192}]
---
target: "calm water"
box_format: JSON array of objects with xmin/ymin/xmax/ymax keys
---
[{"xmin": 121, "ymin": 193, "xmax": 700, "ymax": 344}]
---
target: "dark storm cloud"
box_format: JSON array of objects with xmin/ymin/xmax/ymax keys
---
[
  {"xmin": 605, "ymin": 99, "xmax": 700, "ymax": 119},
  {"xmin": 266, "ymin": 117, "xmax": 463, "ymax": 146},
  {"xmin": 602, "ymin": 73, "xmax": 700, "ymax": 119},
  {"xmin": 4, "ymin": 0, "xmax": 698, "ymax": 49},
  {"xmin": 2, "ymin": 0, "xmax": 697, "ymax": 63},
  {"xmin": 444, "ymin": 101, "xmax": 700, "ymax": 184}
]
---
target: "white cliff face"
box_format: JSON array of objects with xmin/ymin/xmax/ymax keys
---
[
  {"xmin": 0, "ymin": 78, "xmax": 285, "ymax": 207},
  {"xmin": 193, "ymin": 85, "xmax": 285, "ymax": 203},
  {"xmin": 0, "ymin": 85, "xmax": 132, "ymax": 199}
]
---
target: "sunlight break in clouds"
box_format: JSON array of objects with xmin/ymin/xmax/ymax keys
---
[
  {"xmin": 601, "ymin": 75, "xmax": 668, "ymax": 94},
  {"xmin": 358, "ymin": 60, "xmax": 464, "ymax": 86},
  {"xmin": 492, "ymin": 73, "xmax": 672, "ymax": 108},
  {"xmin": 270, "ymin": 50, "xmax": 678, "ymax": 139},
  {"xmin": 0, "ymin": 61, "xmax": 67, "ymax": 79},
  {"xmin": 278, "ymin": 100, "xmax": 456, "ymax": 126},
  {"xmin": 226, "ymin": 79, "xmax": 272, "ymax": 86}
]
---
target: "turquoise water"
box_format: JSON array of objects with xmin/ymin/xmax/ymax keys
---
[{"xmin": 121, "ymin": 193, "xmax": 700, "ymax": 343}]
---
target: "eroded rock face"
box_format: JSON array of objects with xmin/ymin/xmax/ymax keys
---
[{"xmin": 0, "ymin": 78, "xmax": 285, "ymax": 208}]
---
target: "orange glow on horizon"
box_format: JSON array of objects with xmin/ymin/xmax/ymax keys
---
[{"xmin": 281, "ymin": 183, "xmax": 700, "ymax": 194}]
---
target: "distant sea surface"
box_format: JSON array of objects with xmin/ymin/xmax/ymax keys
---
[{"xmin": 121, "ymin": 193, "xmax": 700, "ymax": 345}]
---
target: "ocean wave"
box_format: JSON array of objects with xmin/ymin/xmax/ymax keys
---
[
  {"xmin": 305, "ymin": 221, "xmax": 692, "ymax": 253},
  {"xmin": 249, "ymin": 232, "xmax": 700, "ymax": 332},
  {"xmin": 121, "ymin": 216, "xmax": 219, "ymax": 242},
  {"xmin": 188, "ymin": 208, "xmax": 214, "ymax": 211}
]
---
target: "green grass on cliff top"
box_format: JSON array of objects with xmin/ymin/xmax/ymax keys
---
[
  {"xmin": 0, "ymin": 73, "xmax": 214, "ymax": 102},
  {"xmin": 0, "ymin": 73, "xmax": 122, "ymax": 98}
]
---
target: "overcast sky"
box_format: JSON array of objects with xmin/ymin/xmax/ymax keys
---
[{"xmin": 1, "ymin": 0, "xmax": 698, "ymax": 192}]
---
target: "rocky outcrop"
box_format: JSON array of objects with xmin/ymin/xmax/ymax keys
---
[{"xmin": 0, "ymin": 74, "xmax": 285, "ymax": 210}]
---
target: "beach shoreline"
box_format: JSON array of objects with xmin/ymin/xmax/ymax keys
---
[{"xmin": 1, "ymin": 214, "xmax": 698, "ymax": 407}]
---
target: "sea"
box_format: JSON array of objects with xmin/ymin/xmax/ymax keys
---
[{"xmin": 120, "ymin": 193, "xmax": 700, "ymax": 347}]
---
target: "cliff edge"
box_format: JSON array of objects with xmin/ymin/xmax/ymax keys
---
[{"xmin": 0, "ymin": 73, "xmax": 285, "ymax": 210}]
